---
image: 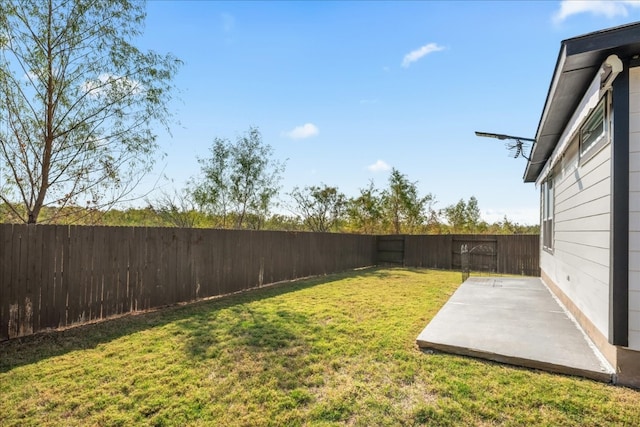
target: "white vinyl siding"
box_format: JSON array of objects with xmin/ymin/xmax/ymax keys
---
[
  {"xmin": 539, "ymin": 85, "xmax": 612, "ymax": 339},
  {"xmin": 628, "ymin": 66, "xmax": 640, "ymax": 350}
]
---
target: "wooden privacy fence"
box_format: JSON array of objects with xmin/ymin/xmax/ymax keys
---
[
  {"xmin": 0, "ymin": 224, "xmax": 376, "ymax": 341},
  {"xmin": 1, "ymin": 225, "xmax": 540, "ymax": 341},
  {"xmin": 380, "ymin": 234, "xmax": 540, "ymax": 277}
]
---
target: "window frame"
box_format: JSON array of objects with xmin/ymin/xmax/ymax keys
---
[
  {"xmin": 579, "ymin": 94, "xmax": 610, "ymax": 163},
  {"xmin": 542, "ymin": 176, "xmax": 554, "ymax": 253}
]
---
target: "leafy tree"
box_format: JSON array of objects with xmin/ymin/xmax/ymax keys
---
[
  {"xmin": 381, "ymin": 168, "xmax": 434, "ymax": 234},
  {"xmin": 289, "ymin": 184, "xmax": 346, "ymax": 232},
  {"xmin": 0, "ymin": 0, "xmax": 180, "ymax": 224},
  {"xmin": 346, "ymin": 180, "xmax": 383, "ymax": 234},
  {"xmin": 191, "ymin": 138, "xmax": 231, "ymax": 228},
  {"xmin": 192, "ymin": 127, "xmax": 285, "ymax": 229},
  {"xmin": 441, "ymin": 196, "xmax": 481, "ymax": 233}
]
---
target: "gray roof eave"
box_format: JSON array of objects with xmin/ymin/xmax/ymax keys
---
[{"xmin": 523, "ymin": 22, "xmax": 640, "ymax": 183}]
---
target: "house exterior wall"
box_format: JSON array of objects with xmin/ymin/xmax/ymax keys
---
[
  {"xmin": 628, "ymin": 66, "xmax": 640, "ymax": 351},
  {"xmin": 541, "ymin": 139, "xmax": 612, "ymax": 340},
  {"xmin": 539, "ymin": 71, "xmax": 613, "ymax": 342}
]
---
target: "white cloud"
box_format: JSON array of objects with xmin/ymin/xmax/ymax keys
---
[
  {"xmin": 23, "ymin": 71, "xmax": 38, "ymax": 81},
  {"xmin": 401, "ymin": 43, "xmax": 445, "ymax": 68},
  {"xmin": 553, "ymin": 0, "xmax": 640, "ymax": 23},
  {"xmin": 367, "ymin": 160, "xmax": 391, "ymax": 172},
  {"xmin": 221, "ymin": 13, "xmax": 235, "ymax": 32},
  {"xmin": 283, "ymin": 123, "xmax": 319, "ymax": 140},
  {"xmin": 482, "ymin": 208, "xmax": 540, "ymax": 226},
  {"xmin": 82, "ymin": 73, "xmax": 142, "ymax": 97}
]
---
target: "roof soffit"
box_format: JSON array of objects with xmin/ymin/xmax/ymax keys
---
[{"xmin": 524, "ymin": 22, "xmax": 640, "ymax": 183}]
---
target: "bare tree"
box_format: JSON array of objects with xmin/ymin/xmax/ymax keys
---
[
  {"xmin": 289, "ymin": 184, "xmax": 346, "ymax": 232},
  {"xmin": 0, "ymin": 0, "xmax": 180, "ymax": 223},
  {"xmin": 147, "ymin": 189, "xmax": 200, "ymax": 228}
]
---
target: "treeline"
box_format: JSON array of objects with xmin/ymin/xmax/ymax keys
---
[
  {"xmin": 0, "ymin": 202, "xmax": 538, "ymax": 235},
  {"xmin": 0, "ymin": 127, "xmax": 538, "ymax": 234}
]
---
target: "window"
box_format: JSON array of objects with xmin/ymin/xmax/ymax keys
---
[
  {"xmin": 542, "ymin": 177, "xmax": 554, "ymax": 252},
  {"xmin": 580, "ymin": 96, "xmax": 609, "ymax": 160}
]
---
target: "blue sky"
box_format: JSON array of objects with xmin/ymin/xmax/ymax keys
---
[{"xmin": 137, "ymin": 0, "xmax": 640, "ymax": 225}]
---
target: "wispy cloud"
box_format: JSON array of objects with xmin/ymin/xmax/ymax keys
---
[
  {"xmin": 359, "ymin": 98, "xmax": 379, "ymax": 105},
  {"xmin": 401, "ymin": 43, "xmax": 445, "ymax": 68},
  {"xmin": 367, "ymin": 160, "xmax": 391, "ymax": 172},
  {"xmin": 82, "ymin": 73, "xmax": 142, "ymax": 97},
  {"xmin": 482, "ymin": 208, "xmax": 540, "ymax": 226},
  {"xmin": 221, "ymin": 13, "xmax": 235, "ymax": 32},
  {"xmin": 553, "ymin": 0, "xmax": 640, "ymax": 23},
  {"xmin": 283, "ymin": 123, "xmax": 319, "ymax": 140}
]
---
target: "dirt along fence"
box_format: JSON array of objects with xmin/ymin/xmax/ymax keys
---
[{"xmin": 0, "ymin": 224, "xmax": 377, "ymax": 341}]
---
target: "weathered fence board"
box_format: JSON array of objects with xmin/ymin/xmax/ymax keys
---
[
  {"xmin": 403, "ymin": 235, "xmax": 452, "ymax": 269},
  {"xmin": 0, "ymin": 225, "xmax": 378, "ymax": 340}
]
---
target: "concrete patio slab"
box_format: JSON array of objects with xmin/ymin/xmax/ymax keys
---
[{"xmin": 416, "ymin": 277, "xmax": 614, "ymax": 382}]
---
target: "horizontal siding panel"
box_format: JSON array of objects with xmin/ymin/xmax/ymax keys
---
[
  {"xmin": 629, "ymin": 331, "xmax": 640, "ymax": 351},
  {"xmin": 630, "ymin": 154, "xmax": 640, "ymax": 175},
  {"xmin": 555, "ymin": 149, "xmax": 610, "ymax": 195},
  {"xmin": 630, "ymin": 132, "xmax": 640, "ymax": 153},
  {"xmin": 629, "ymin": 212, "xmax": 640, "ymax": 232},
  {"xmin": 630, "ymin": 91, "xmax": 640, "ymax": 113},
  {"xmin": 555, "ymin": 212, "xmax": 610, "ymax": 232},
  {"xmin": 630, "ymin": 193, "xmax": 640, "ymax": 212},
  {"xmin": 631, "ymin": 171, "xmax": 640, "ymax": 192},
  {"xmin": 630, "ymin": 271, "xmax": 640, "ymax": 291},
  {"xmin": 630, "ymin": 112, "xmax": 640, "ymax": 134},
  {"xmin": 555, "ymin": 195, "xmax": 610, "ymax": 223},
  {"xmin": 555, "ymin": 177, "xmax": 610, "ymax": 214},
  {"xmin": 630, "ymin": 67, "xmax": 640, "ymax": 93},
  {"xmin": 552, "ymin": 247, "xmax": 610, "ymax": 285},
  {"xmin": 630, "ymin": 232, "xmax": 640, "ymax": 251},
  {"xmin": 554, "ymin": 230, "xmax": 609, "ymax": 249},
  {"xmin": 630, "ymin": 251, "xmax": 640, "ymax": 274},
  {"xmin": 554, "ymin": 240, "xmax": 610, "ymax": 273},
  {"xmin": 630, "ymin": 309, "xmax": 640, "ymax": 334},
  {"xmin": 630, "ymin": 290, "xmax": 640, "ymax": 316}
]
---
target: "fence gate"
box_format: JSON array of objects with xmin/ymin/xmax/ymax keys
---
[
  {"xmin": 376, "ymin": 235, "xmax": 405, "ymax": 266},
  {"xmin": 452, "ymin": 236, "xmax": 497, "ymax": 276}
]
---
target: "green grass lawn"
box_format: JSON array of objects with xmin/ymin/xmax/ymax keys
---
[{"xmin": 1, "ymin": 268, "xmax": 639, "ymax": 426}]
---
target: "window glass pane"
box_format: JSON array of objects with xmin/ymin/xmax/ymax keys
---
[
  {"xmin": 548, "ymin": 180, "xmax": 553, "ymax": 219},
  {"xmin": 542, "ymin": 177, "xmax": 554, "ymax": 251},
  {"xmin": 581, "ymin": 100, "xmax": 605, "ymax": 154}
]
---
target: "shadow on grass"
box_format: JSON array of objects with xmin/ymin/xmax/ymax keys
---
[{"xmin": 0, "ymin": 266, "xmax": 398, "ymax": 373}]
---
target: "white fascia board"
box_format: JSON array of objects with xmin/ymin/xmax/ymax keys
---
[{"xmin": 534, "ymin": 45, "xmax": 567, "ymax": 146}]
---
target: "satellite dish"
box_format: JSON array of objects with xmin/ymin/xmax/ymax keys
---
[{"xmin": 475, "ymin": 131, "xmax": 535, "ymax": 161}]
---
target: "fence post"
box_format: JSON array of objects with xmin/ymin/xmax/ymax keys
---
[{"xmin": 461, "ymin": 244, "xmax": 469, "ymax": 283}]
